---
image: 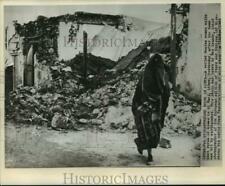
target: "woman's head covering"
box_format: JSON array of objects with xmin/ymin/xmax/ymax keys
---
[{"xmin": 146, "ymin": 53, "xmax": 164, "ymax": 70}]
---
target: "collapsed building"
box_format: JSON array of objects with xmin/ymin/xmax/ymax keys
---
[
  {"xmin": 5, "ymin": 11, "xmax": 169, "ymax": 89},
  {"xmin": 5, "ymin": 4, "xmax": 211, "ymax": 103},
  {"xmin": 6, "ymin": 5, "xmax": 207, "ymax": 103},
  {"xmin": 5, "ymin": 6, "xmax": 205, "ymax": 140}
]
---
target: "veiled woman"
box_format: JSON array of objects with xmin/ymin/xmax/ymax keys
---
[{"xmin": 132, "ymin": 53, "xmax": 170, "ymax": 164}]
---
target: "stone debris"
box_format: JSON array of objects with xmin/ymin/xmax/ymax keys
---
[
  {"xmin": 6, "ymin": 55, "xmax": 201, "ymax": 139},
  {"xmin": 165, "ymin": 91, "xmax": 201, "ymax": 137},
  {"xmin": 51, "ymin": 112, "xmax": 68, "ymax": 129},
  {"xmin": 159, "ymin": 138, "xmax": 172, "ymax": 148}
]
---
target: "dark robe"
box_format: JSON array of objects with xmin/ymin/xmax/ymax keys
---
[{"xmin": 132, "ymin": 54, "xmax": 170, "ymax": 149}]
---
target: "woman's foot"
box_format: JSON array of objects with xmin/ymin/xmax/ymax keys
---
[
  {"xmin": 146, "ymin": 149, "xmax": 153, "ymax": 164},
  {"xmin": 148, "ymin": 154, "xmax": 153, "ymax": 162},
  {"xmin": 146, "ymin": 154, "xmax": 153, "ymax": 165}
]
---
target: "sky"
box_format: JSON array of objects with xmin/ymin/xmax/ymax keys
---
[{"xmin": 4, "ymin": 4, "xmax": 171, "ymax": 26}]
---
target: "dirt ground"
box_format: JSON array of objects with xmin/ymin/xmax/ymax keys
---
[{"xmin": 5, "ymin": 122, "xmax": 200, "ymax": 168}]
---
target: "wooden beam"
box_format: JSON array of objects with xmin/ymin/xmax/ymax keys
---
[
  {"xmin": 83, "ymin": 31, "xmax": 88, "ymax": 81},
  {"xmin": 170, "ymin": 4, "xmax": 177, "ymax": 91}
]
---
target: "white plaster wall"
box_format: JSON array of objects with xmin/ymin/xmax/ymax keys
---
[
  {"xmin": 177, "ymin": 4, "xmax": 220, "ymax": 101},
  {"xmin": 57, "ymin": 19, "xmax": 169, "ymax": 62},
  {"xmin": 57, "ymin": 22, "xmax": 104, "ymax": 61}
]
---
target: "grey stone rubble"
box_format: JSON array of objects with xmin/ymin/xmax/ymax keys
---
[{"xmin": 6, "ymin": 57, "xmax": 201, "ymax": 144}]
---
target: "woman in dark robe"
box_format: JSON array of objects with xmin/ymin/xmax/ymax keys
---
[{"xmin": 132, "ymin": 53, "xmax": 170, "ymax": 164}]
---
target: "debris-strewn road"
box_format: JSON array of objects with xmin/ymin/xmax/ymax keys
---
[{"xmin": 5, "ymin": 122, "xmax": 199, "ymax": 168}]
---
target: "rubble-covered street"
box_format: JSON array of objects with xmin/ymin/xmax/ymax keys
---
[{"xmin": 5, "ymin": 5, "xmax": 201, "ymax": 167}]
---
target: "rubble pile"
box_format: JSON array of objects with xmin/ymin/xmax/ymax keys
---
[
  {"xmin": 5, "ymin": 58, "xmax": 142, "ymax": 131},
  {"xmin": 78, "ymin": 67, "xmax": 201, "ymax": 136},
  {"xmin": 40, "ymin": 60, "xmax": 84, "ymax": 95},
  {"xmin": 165, "ymin": 91, "xmax": 201, "ymax": 138},
  {"xmin": 78, "ymin": 70, "xmax": 139, "ymax": 131},
  {"xmin": 68, "ymin": 53, "xmax": 116, "ymax": 75},
  {"xmin": 7, "ymin": 85, "xmax": 112, "ymax": 131},
  {"xmin": 6, "ymin": 55, "xmax": 201, "ymax": 138},
  {"xmin": 6, "ymin": 61, "xmax": 84, "ymax": 130}
]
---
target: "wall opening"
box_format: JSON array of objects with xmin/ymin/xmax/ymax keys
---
[
  {"xmin": 24, "ymin": 45, "xmax": 35, "ymax": 86},
  {"xmin": 5, "ymin": 66, "xmax": 13, "ymax": 105}
]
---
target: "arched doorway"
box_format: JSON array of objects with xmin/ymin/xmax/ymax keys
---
[
  {"xmin": 24, "ymin": 45, "xmax": 35, "ymax": 86},
  {"xmin": 5, "ymin": 65, "xmax": 13, "ymax": 105}
]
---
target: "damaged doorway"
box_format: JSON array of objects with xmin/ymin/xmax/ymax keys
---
[
  {"xmin": 5, "ymin": 65, "xmax": 13, "ymax": 105},
  {"xmin": 24, "ymin": 45, "xmax": 35, "ymax": 86}
]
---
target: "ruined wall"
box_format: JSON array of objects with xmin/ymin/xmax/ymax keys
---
[
  {"xmin": 34, "ymin": 54, "xmax": 52, "ymax": 87},
  {"xmin": 177, "ymin": 4, "xmax": 220, "ymax": 101},
  {"xmin": 5, "ymin": 51, "xmax": 24, "ymax": 88},
  {"xmin": 15, "ymin": 50, "xmax": 25, "ymax": 86},
  {"xmin": 7, "ymin": 33, "xmax": 25, "ymax": 87},
  {"xmin": 57, "ymin": 22, "xmax": 104, "ymax": 61},
  {"xmin": 57, "ymin": 18, "xmax": 169, "ymax": 62}
]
